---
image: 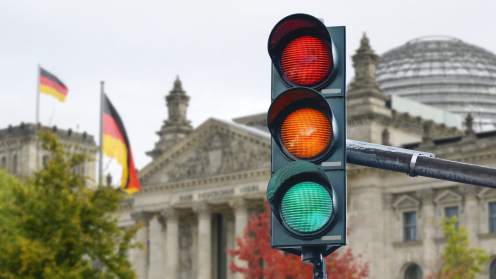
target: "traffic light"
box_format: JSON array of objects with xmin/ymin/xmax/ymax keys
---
[{"xmin": 266, "ymin": 13, "xmax": 346, "ymax": 263}]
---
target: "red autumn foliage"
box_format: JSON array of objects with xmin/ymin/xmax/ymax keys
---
[{"xmin": 228, "ymin": 200, "xmax": 369, "ymax": 279}]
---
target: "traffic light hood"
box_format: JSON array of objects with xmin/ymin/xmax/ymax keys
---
[
  {"xmin": 268, "ymin": 13, "xmax": 338, "ymax": 89},
  {"xmin": 268, "ymin": 13, "xmax": 331, "ymax": 56}
]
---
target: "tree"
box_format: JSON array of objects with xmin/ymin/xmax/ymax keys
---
[
  {"xmin": 427, "ymin": 216, "xmax": 489, "ymax": 279},
  {"xmin": 228, "ymin": 201, "xmax": 369, "ymax": 279},
  {"xmin": 0, "ymin": 131, "xmax": 141, "ymax": 279}
]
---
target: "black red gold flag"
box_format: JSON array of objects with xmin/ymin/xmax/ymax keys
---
[
  {"xmin": 39, "ymin": 67, "xmax": 68, "ymax": 102},
  {"xmin": 102, "ymin": 94, "xmax": 141, "ymax": 194}
]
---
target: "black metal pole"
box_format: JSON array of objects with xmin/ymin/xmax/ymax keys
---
[
  {"xmin": 301, "ymin": 247, "xmax": 327, "ymax": 279},
  {"xmin": 415, "ymin": 156, "xmax": 496, "ymax": 189},
  {"xmin": 346, "ymin": 139, "xmax": 496, "ymax": 189}
]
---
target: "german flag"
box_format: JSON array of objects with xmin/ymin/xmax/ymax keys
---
[
  {"xmin": 102, "ymin": 94, "xmax": 141, "ymax": 194},
  {"xmin": 39, "ymin": 67, "xmax": 68, "ymax": 102}
]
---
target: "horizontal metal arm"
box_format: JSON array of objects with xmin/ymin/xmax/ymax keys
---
[{"xmin": 346, "ymin": 139, "xmax": 496, "ymax": 189}]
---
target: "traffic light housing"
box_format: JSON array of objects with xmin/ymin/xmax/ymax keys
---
[{"xmin": 267, "ymin": 13, "xmax": 346, "ymax": 258}]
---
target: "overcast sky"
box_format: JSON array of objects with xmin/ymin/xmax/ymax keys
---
[{"xmin": 1, "ymin": 0, "xmax": 496, "ymax": 176}]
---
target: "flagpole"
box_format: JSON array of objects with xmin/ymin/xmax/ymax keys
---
[
  {"xmin": 36, "ymin": 64, "xmax": 40, "ymax": 125},
  {"xmin": 36, "ymin": 64, "xmax": 40, "ymax": 171},
  {"xmin": 99, "ymin": 81, "xmax": 104, "ymax": 186}
]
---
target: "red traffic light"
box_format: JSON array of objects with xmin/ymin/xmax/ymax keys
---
[
  {"xmin": 268, "ymin": 14, "xmax": 337, "ymax": 89},
  {"xmin": 281, "ymin": 36, "xmax": 332, "ymax": 86},
  {"xmin": 267, "ymin": 87, "xmax": 338, "ymax": 163}
]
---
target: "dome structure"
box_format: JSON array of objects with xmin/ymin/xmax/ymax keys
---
[{"xmin": 376, "ymin": 36, "xmax": 496, "ymax": 131}]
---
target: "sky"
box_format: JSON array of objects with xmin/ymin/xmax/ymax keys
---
[{"xmin": 1, "ymin": 0, "xmax": 496, "ymax": 180}]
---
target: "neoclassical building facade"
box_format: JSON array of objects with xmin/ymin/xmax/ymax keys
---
[
  {"xmin": 121, "ymin": 36, "xmax": 496, "ymax": 279},
  {"xmin": 119, "ymin": 78, "xmax": 270, "ymax": 279}
]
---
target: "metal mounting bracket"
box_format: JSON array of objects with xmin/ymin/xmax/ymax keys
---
[
  {"xmin": 408, "ymin": 152, "xmax": 435, "ymax": 177},
  {"xmin": 408, "ymin": 153, "xmax": 420, "ymax": 177}
]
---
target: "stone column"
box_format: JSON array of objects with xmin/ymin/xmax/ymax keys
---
[
  {"xmin": 226, "ymin": 214, "xmax": 235, "ymax": 279},
  {"xmin": 128, "ymin": 230, "xmax": 136, "ymax": 263},
  {"xmin": 419, "ymin": 189, "xmax": 436, "ymax": 270},
  {"xmin": 354, "ymin": 186, "xmax": 385, "ymax": 278},
  {"xmin": 461, "ymin": 185, "xmax": 479, "ymax": 247},
  {"xmin": 131, "ymin": 211, "xmax": 153, "ymax": 279},
  {"xmin": 148, "ymin": 214, "xmax": 165, "ymax": 279},
  {"xmin": 194, "ymin": 203, "xmax": 212, "ymax": 279},
  {"xmin": 162, "ymin": 208, "xmax": 179, "ymax": 279},
  {"xmin": 230, "ymin": 200, "xmax": 249, "ymax": 279},
  {"xmin": 382, "ymin": 193, "xmax": 394, "ymax": 278}
]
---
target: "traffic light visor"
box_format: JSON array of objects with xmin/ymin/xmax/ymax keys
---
[
  {"xmin": 268, "ymin": 14, "xmax": 337, "ymax": 89},
  {"xmin": 267, "ymin": 161, "xmax": 336, "ymax": 238},
  {"xmin": 268, "ymin": 87, "xmax": 337, "ymax": 162}
]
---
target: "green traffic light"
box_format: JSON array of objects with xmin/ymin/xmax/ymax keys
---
[
  {"xmin": 281, "ymin": 182, "xmax": 333, "ymax": 232},
  {"xmin": 267, "ymin": 161, "xmax": 336, "ymax": 238}
]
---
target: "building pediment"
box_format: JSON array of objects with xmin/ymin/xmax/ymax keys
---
[
  {"xmin": 139, "ymin": 118, "xmax": 271, "ymax": 186},
  {"xmin": 434, "ymin": 189, "xmax": 462, "ymax": 205},
  {"xmin": 478, "ymin": 188, "xmax": 496, "ymax": 199},
  {"xmin": 393, "ymin": 195, "xmax": 419, "ymax": 210}
]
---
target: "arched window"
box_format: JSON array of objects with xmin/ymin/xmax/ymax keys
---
[
  {"xmin": 490, "ymin": 259, "xmax": 496, "ymax": 279},
  {"xmin": 12, "ymin": 154, "xmax": 18, "ymax": 175},
  {"xmin": 404, "ymin": 264, "xmax": 422, "ymax": 279}
]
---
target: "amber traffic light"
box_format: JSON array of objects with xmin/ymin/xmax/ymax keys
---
[
  {"xmin": 281, "ymin": 108, "xmax": 332, "ymax": 158},
  {"xmin": 267, "ymin": 87, "xmax": 337, "ymax": 163}
]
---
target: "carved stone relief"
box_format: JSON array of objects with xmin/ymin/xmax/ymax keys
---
[{"xmin": 167, "ymin": 131, "xmax": 269, "ymax": 182}]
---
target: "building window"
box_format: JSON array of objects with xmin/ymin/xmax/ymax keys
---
[
  {"xmin": 1, "ymin": 157, "xmax": 5, "ymax": 169},
  {"xmin": 491, "ymin": 259, "xmax": 496, "ymax": 279},
  {"xmin": 42, "ymin": 155, "xmax": 49, "ymax": 164},
  {"xmin": 403, "ymin": 211, "xmax": 417, "ymax": 241},
  {"xmin": 489, "ymin": 202, "xmax": 496, "ymax": 233},
  {"xmin": 404, "ymin": 264, "xmax": 422, "ymax": 279},
  {"xmin": 12, "ymin": 154, "xmax": 17, "ymax": 175},
  {"xmin": 445, "ymin": 206, "xmax": 459, "ymax": 230},
  {"xmin": 72, "ymin": 163, "xmax": 85, "ymax": 176}
]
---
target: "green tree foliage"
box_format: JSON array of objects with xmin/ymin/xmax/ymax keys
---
[
  {"xmin": 427, "ymin": 216, "xmax": 489, "ymax": 279},
  {"xmin": 0, "ymin": 131, "xmax": 141, "ymax": 279}
]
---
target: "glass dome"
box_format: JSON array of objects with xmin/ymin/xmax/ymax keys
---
[{"xmin": 376, "ymin": 36, "xmax": 496, "ymax": 131}]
